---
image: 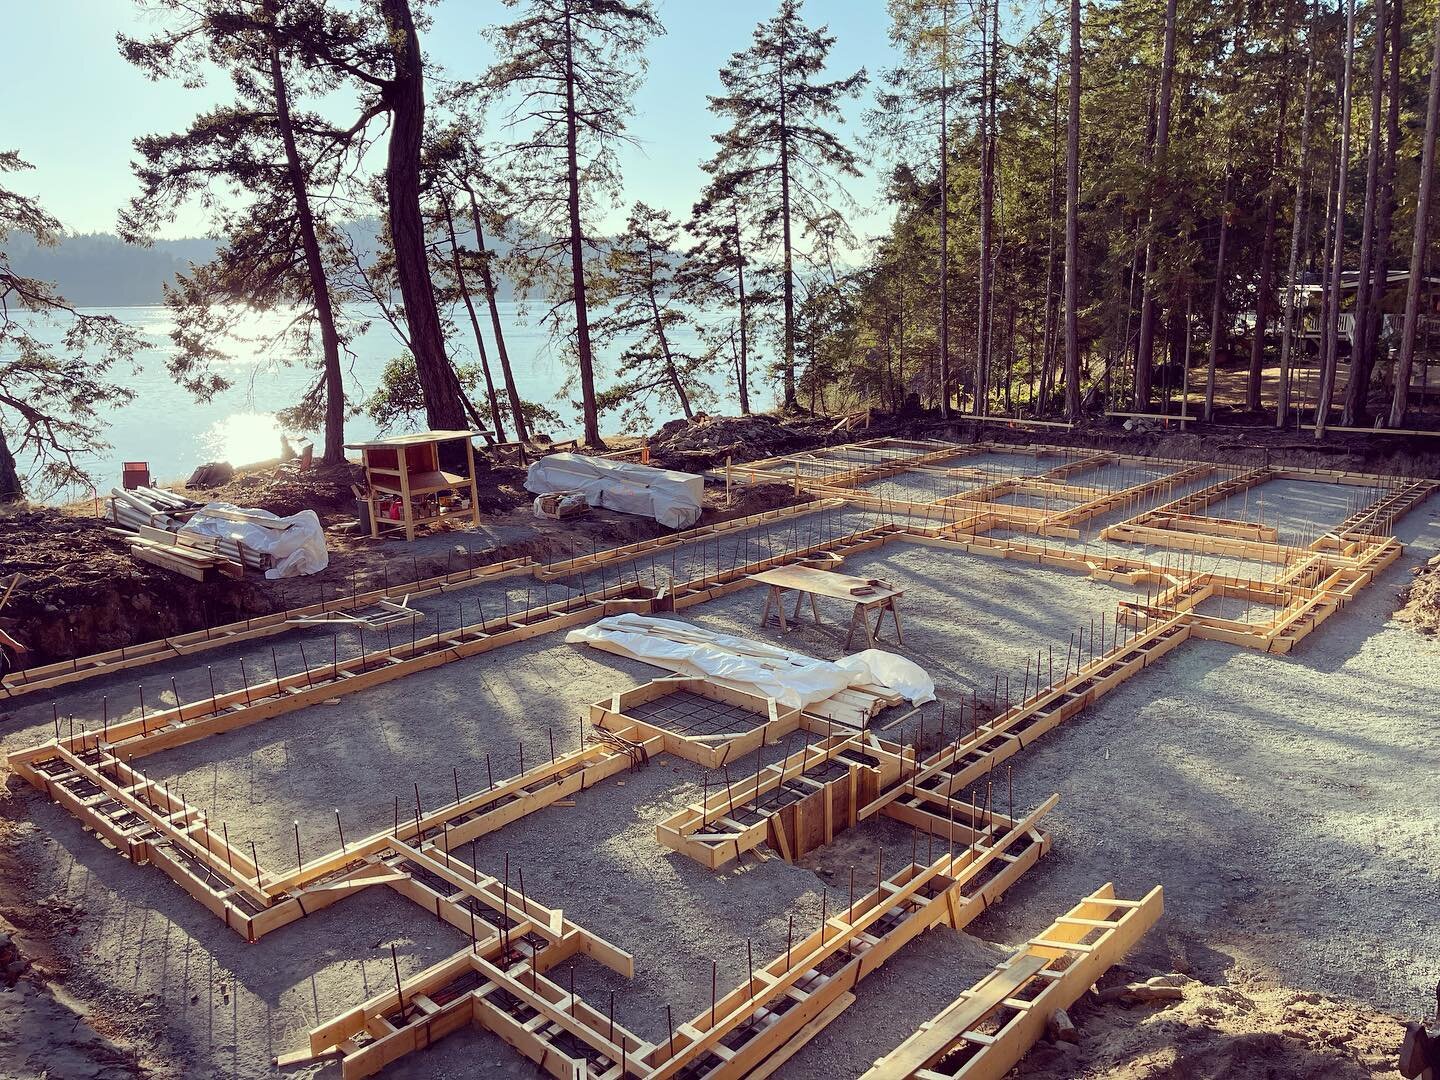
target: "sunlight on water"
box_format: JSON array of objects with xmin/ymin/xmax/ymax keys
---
[{"xmin": 201, "ymin": 412, "xmax": 287, "ymax": 466}]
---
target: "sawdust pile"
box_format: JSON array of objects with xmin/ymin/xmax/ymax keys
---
[
  {"xmin": 1395, "ymin": 554, "xmax": 1440, "ymax": 635},
  {"xmin": 1021, "ymin": 977, "xmax": 1407, "ymax": 1079}
]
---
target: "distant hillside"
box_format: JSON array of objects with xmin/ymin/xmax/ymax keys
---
[
  {"xmin": 7, "ymin": 219, "xmax": 520, "ymax": 307},
  {"xmin": 6, "ymin": 232, "xmax": 218, "ymax": 306}
]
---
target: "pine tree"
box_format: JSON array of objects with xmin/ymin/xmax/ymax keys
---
[
  {"xmin": 877, "ymin": 0, "xmax": 962, "ymax": 416},
  {"xmin": 686, "ymin": 179, "xmax": 766, "ymax": 415},
  {"xmin": 1315, "ymin": 0, "xmax": 1359, "ymax": 439},
  {"xmin": 0, "ymin": 153, "xmax": 140, "ymax": 499},
  {"xmin": 706, "ymin": 0, "xmax": 866, "ymax": 411},
  {"xmin": 1276, "ymin": 0, "xmax": 1320, "ymax": 428},
  {"xmin": 592, "ymin": 203, "xmax": 706, "ymax": 429},
  {"xmin": 121, "ymin": 0, "xmax": 352, "ymax": 461},
  {"xmin": 424, "ymin": 115, "xmax": 532, "ymax": 443},
  {"xmin": 376, "ymin": 0, "xmax": 466, "ymax": 431},
  {"xmin": 486, "ymin": 0, "xmax": 661, "ymax": 448},
  {"xmin": 1133, "ymin": 0, "xmax": 1178, "ymax": 411},
  {"xmin": 1063, "ymin": 0, "xmax": 1082, "ymax": 420}
]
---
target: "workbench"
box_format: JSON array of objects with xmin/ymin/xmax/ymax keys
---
[
  {"xmin": 750, "ymin": 564, "xmax": 904, "ymax": 649},
  {"xmin": 347, "ymin": 430, "xmax": 484, "ymax": 542}
]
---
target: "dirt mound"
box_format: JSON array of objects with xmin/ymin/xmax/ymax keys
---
[
  {"xmin": 648, "ymin": 414, "xmax": 818, "ymax": 470},
  {"xmin": 186, "ymin": 461, "xmax": 364, "ymax": 520},
  {"xmin": 0, "ymin": 505, "xmax": 271, "ymax": 668},
  {"xmin": 1396, "ymin": 554, "xmax": 1440, "ymax": 635},
  {"xmin": 1020, "ymin": 977, "xmax": 1407, "ymax": 1079}
]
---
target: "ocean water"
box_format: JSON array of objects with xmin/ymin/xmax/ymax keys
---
[{"xmin": 11, "ymin": 302, "xmax": 763, "ymax": 502}]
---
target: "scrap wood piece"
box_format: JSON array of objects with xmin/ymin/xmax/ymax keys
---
[
  {"xmin": 199, "ymin": 505, "xmax": 295, "ymax": 530},
  {"xmin": 287, "ymin": 597, "xmax": 422, "ymax": 630},
  {"xmin": 861, "ymin": 882, "xmax": 1164, "ymax": 1080},
  {"xmin": 0, "ymin": 573, "xmax": 21, "ymax": 612}
]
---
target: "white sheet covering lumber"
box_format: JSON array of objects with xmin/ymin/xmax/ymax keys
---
[
  {"xmin": 565, "ymin": 613, "xmax": 933, "ymax": 708},
  {"xmin": 524, "ymin": 453, "xmax": 703, "ymax": 528},
  {"xmin": 181, "ymin": 503, "xmax": 328, "ymax": 579}
]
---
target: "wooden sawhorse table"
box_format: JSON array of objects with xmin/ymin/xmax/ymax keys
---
[{"xmin": 750, "ymin": 565, "xmax": 905, "ymax": 649}]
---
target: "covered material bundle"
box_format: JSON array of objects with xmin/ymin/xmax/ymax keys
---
[
  {"xmin": 566, "ymin": 613, "xmax": 934, "ymax": 709},
  {"xmin": 180, "ymin": 503, "xmax": 328, "ymax": 579},
  {"xmin": 524, "ymin": 453, "xmax": 703, "ymax": 529}
]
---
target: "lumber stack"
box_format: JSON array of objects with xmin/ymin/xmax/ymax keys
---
[
  {"xmin": 574, "ymin": 617, "xmax": 903, "ymax": 727},
  {"xmin": 106, "ymin": 486, "xmax": 264, "ymax": 577}
]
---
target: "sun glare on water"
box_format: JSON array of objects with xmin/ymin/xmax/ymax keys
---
[{"xmin": 201, "ymin": 412, "xmax": 287, "ymax": 467}]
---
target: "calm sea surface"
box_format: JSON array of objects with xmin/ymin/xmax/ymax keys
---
[{"xmin": 15, "ymin": 303, "xmax": 764, "ymax": 502}]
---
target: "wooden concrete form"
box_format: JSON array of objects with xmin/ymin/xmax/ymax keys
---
[
  {"xmin": 1, "ymin": 499, "xmax": 832, "ymax": 702},
  {"xmin": 654, "ymin": 720, "xmax": 902, "ymax": 869},
  {"xmin": 11, "ymin": 436, "xmax": 1437, "ymax": 1080},
  {"xmin": 532, "ymin": 498, "xmax": 840, "ymax": 581},
  {"xmin": 294, "ymin": 793, "xmax": 1055, "ymax": 1080},
  {"xmin": 641, "ymin": 798, "xmax": 1056, "ymax": 1079},
  {"xmin": 590, "ymin": 678, "xmax": 800, "ymax": 769},
  {"xmin": 862, "ymin": 883, "xmax": 1163, "ymax": 1080},
  {"xmin": 0, "ymin": 554, "xmax": 537, "ymax": 701}
]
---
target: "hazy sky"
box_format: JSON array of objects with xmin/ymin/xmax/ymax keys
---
[{"xmin": 6, "ymin": 0, "xmax": 900, "ymax": 241}]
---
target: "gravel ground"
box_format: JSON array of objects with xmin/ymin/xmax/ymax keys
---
[
  {"xmin": 2, "ymin": 481, "xmax": 1435, "ymax": 1079},
  {"xmin": 1200, "ymin": 477, "xmax": 1391, "ymax": 546}
]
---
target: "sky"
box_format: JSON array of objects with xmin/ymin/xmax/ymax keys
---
[{"xmin": 5, "ymin": 0, "xmax": 902, "ymax": 243}]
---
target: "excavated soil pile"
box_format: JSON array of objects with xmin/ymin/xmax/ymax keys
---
[
  {"xmin": 193, "ymin": 461, "xmax": 364, "ymax": 519},
  {"xmin": 649, "ymin": 414, "xmax": 826, "ymax": 470},
  {"xmin": 1396, "ymin": 554, "xmax": 1440, "ymax": 635},
  {"xmin": 0, "ymin": 506, "xmax": 269, "ymax": 667},
  {"xmin": 1022, "ymin": 977, "xmax": 1408, "ymax": 1080}
]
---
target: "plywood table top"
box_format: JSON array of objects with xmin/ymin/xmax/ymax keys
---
[{"xmin": 749, "ymin": 564, "xmax": 903, "ymax": 604}]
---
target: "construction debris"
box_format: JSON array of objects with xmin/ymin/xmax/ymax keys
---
[
  {"xmin": 531, "ymin": 490, "xmax": 589, "ymax": 520},
  {"xmin": 107, "ymin": 485, "xmax": 263, "ymax": 572}
]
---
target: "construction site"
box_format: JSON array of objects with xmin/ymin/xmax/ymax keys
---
[{"xmin": 2, "ymin": 430, "xmax": 1438, "ymax": 1080}]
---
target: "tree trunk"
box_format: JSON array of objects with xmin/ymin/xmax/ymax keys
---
[
  {"xmin": 1342, "ymin": 0, "xmax": 1389, "ymax": 426},
  {"xmin": 1391, "ymin": 3, "xmax": 1440, "ymax": 426},
  {"xmin": 465, "ymin": 188, "xmax": 529, "ymax": 444},
  {"xmin": 645, "ymin": 252, "xmax": 693, "ymax": 419},
  {"xmin": 0, "ymin": 426, "xmax": 21, "ymax": 503},
  {"xmin": 1063, "ymin": 0, "xmax": 1082, "ymax": 421},
  {"xmin": 1205, "ymin": 172, "xmax": 1232, "ymax": 422},
  {"xmin": 778, "ymin": 47, "xmax": 797, "ymax": 411},
  {"xmin": 1133, "ymin": 0, "xmax": 1177, "ymax": 411},
  {"xmin": 1315, "ymin": 0, "xmax": 1358, "ymax": 439},
  {"xmin": 1248, "ymin": 15, "xmax": 1292, "ymax": 413},
  {"xmin": 1362, "ymin": 0, "xmax": 1401, "ymax": 415},
  {"xmin": 1277, "ymin": 0, "xmax": 1320, "ymax": 428},
  {"xmin": 442, "ymin": 195, "xmax": 505, "ymax": 441},
  {"xmin": 265, "ymin": 1, "xmax": 345, "ymax": 462},
  {"xmin": 975, "ymin": 0, "xmax": 994, "ymax": 417},
  {"xmin": 1038, "ymin": 47, "xmax": 1060, "ymax": 417},
  {"xmin": 378, "ymin": 0, "xmax": 463, "ymax": 432},
  {"xmin": 938, "ymin": 0, "xmax": 951, "ymax": 418},
  {"xmin": 561, "ymin": 5, "xmax": 602, "ymax": 446},
  {"xmin": 733, "ymin": 207, "xmax": 751, "ymax": 415}
]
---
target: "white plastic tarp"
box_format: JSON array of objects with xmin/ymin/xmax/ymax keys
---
[
  {"xmin": 834, "ymin": 650, "xmax": 936, "ymax": 706},
  {"xmin": 565, "ymin": 613, "xmax": 935, "ymax": 708},
  {"xmin": 524, "ymin": 453, "xmax": 703, "ymax": 529},
  {"xmin": 180, "ymin": 503, "xmax": 329, "ymax": 579}
]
